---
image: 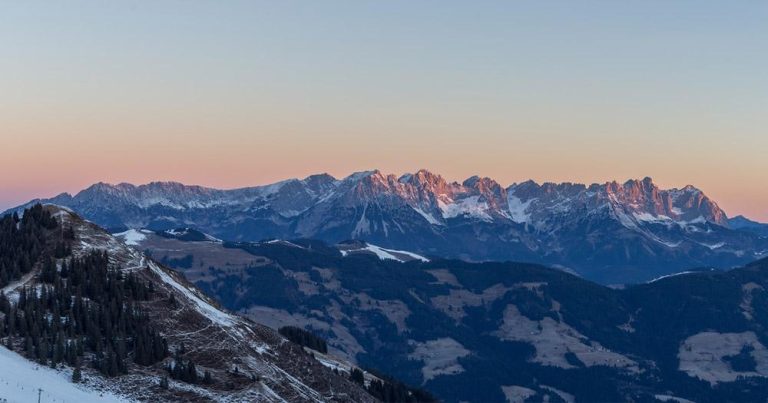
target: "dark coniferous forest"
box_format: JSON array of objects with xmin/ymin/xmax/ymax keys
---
[
  {"xmin": 0, "ymin": 205, "xmax": 168, "ymax": 378},
  {"xmin": 0, "ymin": 204, "xmax": 58, "ymax": 287},
  {"xmin": 278, "ymin": 326, "xmax": 328, "ymax": 354}
]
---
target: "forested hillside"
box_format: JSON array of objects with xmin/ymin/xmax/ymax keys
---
[{"xmin": 0, "ymin": 205, "xmax": 380, "ymax": 402}]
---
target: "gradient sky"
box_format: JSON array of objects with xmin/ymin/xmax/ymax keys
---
[{"xmin": 1, "ymin": 1, "xmax": 766, "ymax": 220}]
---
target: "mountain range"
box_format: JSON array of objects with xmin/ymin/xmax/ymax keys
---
[{"xmin": 7, "ymin": 170, "xmax": 768, "ymax": 284}]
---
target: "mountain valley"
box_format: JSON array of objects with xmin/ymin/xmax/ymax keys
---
[{"xmin": 126, "ymin": 226, "xmax": 768, "ymax": 402}]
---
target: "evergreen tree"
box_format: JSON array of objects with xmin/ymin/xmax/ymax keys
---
[
  {"xmin": 278, "ymin": 326, "xmax": 328, "ymax": 353},
  {"xmin": 350, "ymin": 368, "xmax": 365, "ymax": 385},
  {"xmin": 72, "ymin": 365, "xmax": 82, "ymax": 383}
]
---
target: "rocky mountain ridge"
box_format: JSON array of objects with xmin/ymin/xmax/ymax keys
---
[{"xmin": 8, "ymin": 170, "xmax": 767, "ymax": 283}]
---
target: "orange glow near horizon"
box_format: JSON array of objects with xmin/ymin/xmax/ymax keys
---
[
  {"xmin": 0, "ymin": 2, "xmax": 765, "ymax": 221},
  {"xmin": 0, "ymin": 127, "xmax": 765, "ymax": 222}
]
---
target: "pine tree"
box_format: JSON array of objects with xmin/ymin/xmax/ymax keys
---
[
  {"xmin": 350, "ymin": 368, "xmax": 365, "ymax": 385},
  {"xmin": 203, "ymin": 370, "xmax": 213, "ymax": 385},
  {"xmin": 72, "ymin": 365, "xmax": 82, "ymax": 383},
  {"xmin": 53, "ymin": 331, "xmax": 65, "ymax": 366}
]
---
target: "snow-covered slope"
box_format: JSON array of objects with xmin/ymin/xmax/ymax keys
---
[{"xmin": 0, "ymin": 346, "xmax": 127, "ymax": 403}]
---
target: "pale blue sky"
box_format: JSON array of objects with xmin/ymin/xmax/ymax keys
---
[{"xmin": 1, "ymin": 1, "xmax": 766, "ymax": 219}]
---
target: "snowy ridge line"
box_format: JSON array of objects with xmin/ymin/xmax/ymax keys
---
[
  {"xmin": 102, "ymin": 216, "xmax": 281, "ymax": 356},
  {"xmin": 647, "ymin": 271, "xmax": 708, "ymax": 283},
  {"xmin": 145, "ymin": 258, "xmax": 275, "ymax": 357},
  {"xmin": 146, "ymin": 260, "xmax": 237, "ymax": 328}
]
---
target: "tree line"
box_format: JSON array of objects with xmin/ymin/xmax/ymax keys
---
[{"xmin": 278, "ymin": 326, "xmax": 328, "ymax": 354}]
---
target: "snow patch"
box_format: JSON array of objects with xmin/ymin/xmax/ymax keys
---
[
  {"xmin": 412, "ymin": 207, "xmax": 442, "ymax": 226},
  {"xmin": 633, "ymin": 212, "xmax": 673, "ymax": 223},
  {"xmin": 362, "ymin": 244, "xmax": 401, "ymax": 261},
  {"xmin": 507, "ymin": 195, "xmax": 533, "ymax": 224},
  {"xmin": 385, "ymin": 248, "xmax": 430, "ymax": 262},
  {"xmin": 351, "ymin": 206, "xmax": 371, "ymax": 237},
  {"xmin": 438, "ymin": 196, "xmax": 492, "ymax": 222},
  {"xmin": 699, "ymin": 242, "xmax": 725, "ymax": 250},
  {"xmin": 113, "ymin": 229, "xmax": 146, "ymax": 246},
  {"xmin": 355, "ymin": 244, "xmax": 430, "ymax": 262}
]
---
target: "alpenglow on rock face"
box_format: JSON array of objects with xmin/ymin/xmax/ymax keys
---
[{"xmin": 9, "ymin": 170, "xmax": 768, "ymax": 283}]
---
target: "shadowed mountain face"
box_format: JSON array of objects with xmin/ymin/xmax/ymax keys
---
[
  {"xmin": 730, "ymin": 215, "xmax": 768, "ymax": 237},
  {"xmin": 8, "ymin": 170, "xmax": 768, "ymax": 283},
  {"xmin": 134, "ymin": 232, "xmax": 768, "ymax": 403}
]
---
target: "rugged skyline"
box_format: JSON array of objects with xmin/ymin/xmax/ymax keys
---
[
  {"xmin": 1, "ymin": 1, "xmax": 767, "ymax": 220},
  {"xmin": 3, "ymin": 169, "xmax": 767, "ymax": 223},
  {"xmin": 9, "ymin": 169, "xmax": 767, "ymax": 284}
]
